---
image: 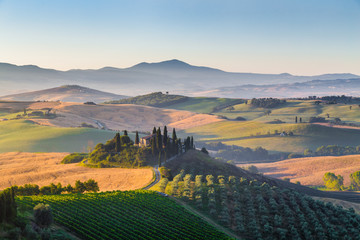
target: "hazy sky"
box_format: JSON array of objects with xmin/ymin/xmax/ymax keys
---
[{"xmin": 0, "ymin": 0, "xmax": 359, "ymax": 75}]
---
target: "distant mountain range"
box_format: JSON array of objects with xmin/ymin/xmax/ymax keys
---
[
  {"xmin": 198, "ymin": 78, "xmax": 360, "ymax": 98},
  {"xmin": 1, "ymin": 59, "xmax": 359, "ymax": 98},
  {"xmin": 0, "ymin": 85, "xmax": 128, "ymax": 103}
]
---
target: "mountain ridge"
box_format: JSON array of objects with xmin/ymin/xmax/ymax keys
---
[{"xmin": 1, "ymin": 60, "xmax": 359, "ymax": 97}]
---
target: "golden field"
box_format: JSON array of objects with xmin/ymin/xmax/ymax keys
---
[
  {"xmin": 0, "ymin": 152, "xmax": 153, "ymax": 191},
  {"xmin": 238, "ymin": 155, "xmax": 360, "ymax": 186}
]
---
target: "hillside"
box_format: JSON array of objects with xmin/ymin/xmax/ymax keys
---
[
  {"xmin": 152, "ymin": 150, "xmax": 360, "ymax": 239},
  {"xmin": 208, "ymin": 78, "xmax": 360, "ymax": 98},
  {"xmin": 0, "ymin": 152, "xmax": 153, "ymax": 191},
  {"xmin": 104, "ymin": 91, "xmax": 189, "ymax": 107},
  {"xmin": 182, "ymin": 120, "xmax": 360, "ymax": 154},
  {"xmin": 17, "ymin": 191, "xmax": 231, "ymax": 240},
  {"xmin": 0, "ymin": 120, "xmax": 117, "ymax": 152},
  {"xmin": 0, "ymin": 85, "xmax": 128, "ymax": 103},
  {"xmin": 1, "ymin": 60, "xmax": 358, "ymax": 98},
  {"xmin": 105, "ymin": 92, "xmax": 243, "ymax": 114},
  {"xmin": 23, "ymin": 102, "xmax": 223, "ymax": 131},
  {"xmin": 240, "ymin": 155, "xmax": 360, "ymax": 186}
]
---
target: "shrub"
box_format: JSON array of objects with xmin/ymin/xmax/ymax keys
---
[
  {"xmin": 287, "ymin": 153, "xmax": 303, "ymax": 159},
  {"xmin": 243, "ymin": 165, "xmax": 259, "ymax": 174},
  {"xmin": 201, "ymin": 147, "xmax": 209, "ymax": 155},
  {"xmin": 61, "ymin": 153, "xmax": 88, "ymax": 164},
  {"xmin": 235, "ymin": 116, "xmax": 246, "ymax": 121},
  {"xmin": 34, "ymin": 203, "xmax": 54, "ymax": 228}
]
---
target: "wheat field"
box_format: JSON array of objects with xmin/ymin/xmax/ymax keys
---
[{"xmin": 0, "ymin": 152, "xmax": 153, "ymax": 191}]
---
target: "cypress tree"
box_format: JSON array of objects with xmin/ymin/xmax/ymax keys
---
[
  {"xmin": 158, "ymin": 151, "xmax": 162, "ymax": 167},
  {"xmin": 178, "ymin": 139, "xmax": 182, "ymax": 154},
  {"xmin": 295, "ymin": 116, "xmax": 298, "ymax": 123},
  {"xmin": 190, "ymin": 136, "xmax": 194, "ymax": 149},
  {"xmin": 115, "ymin": 133, "xmax": 121, "ymax": 153},
  {"xmin": 135, "ymin": 131, "xmax": 140, "ymax": 145},
  {"xmin": 172, "ymin": 128, "xmax": 177, "ymax": 155},
  {"xmin": 163, "ymin": 126, "xmax": 168, "ymax": 147},
  {"xmin": 123, "ymin": 130, "xmax": 128, "ymax": 136},
  {"xmin": 151, "ymin": 139, "xmax": 156, "ymax": 156},
  {"xmin": 172, "ymin": 128, "xmax": 177, "ymax": 140},
  {"xmin": 156, "ymin": 127, "xmax": 162, "ymax": 150},
  {"xmin": 0, "ymin": 192, "xmax": 5, "ymax": 223},
  {"xmin": 152, "ymin": 127, "xmax": 156, "ymax": 134}
]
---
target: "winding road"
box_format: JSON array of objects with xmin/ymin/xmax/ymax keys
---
[{"xmin": 142, "ymin": 155, "xmax": 179, "ymax": 190}]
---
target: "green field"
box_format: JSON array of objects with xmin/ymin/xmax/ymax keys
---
[
  {"xmin": 216, "ymin": 100, "xmax": 360, "ymax": 123},
  {"xmin": 17, "ymin": 190, "xmax": 231, "ymax": 240},
  {"xmin": 182, "ymin": 121, "xmax": 360, "ymax": 153},
  {"xmin": 165, "ymin": 97, "xmax": 242, "ymax": 114},
  {"xmin": 0, "ymin": 120, "xmax": 116, "ymax": 152}
]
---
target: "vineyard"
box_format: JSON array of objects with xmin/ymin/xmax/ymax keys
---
[
  {"xmin": 162, "ymin": 173, "xmax": 360, "ymax": 240},
  {"xmin": 16, "ymin": 190, "xmax": 231, "ymax": 240}
]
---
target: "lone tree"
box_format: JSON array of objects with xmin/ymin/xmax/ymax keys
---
[
  {"xmin": 295, "ymin": 116, "xmax": 298, "ymax": 123},
  {"xmin": 135, "ymin": 131, "xmax": 140, "ymax": 145},
  {"xmin": 201, "ymin": 147, "xmax": 209, "ymax": 155},
  {"xmin": 115, "ymin": 132, "xmax": 121, "ymax": 152},
  {"xmin": 34, "ymin": 203, "xmax": 53, "ymax": 228}
]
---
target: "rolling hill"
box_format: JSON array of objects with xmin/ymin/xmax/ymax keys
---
[
  {"xmin": 206, "ymin": 78, "xmax": 360, "ymax": 98},
  {"xmin": 1, "ymin": 60, "xmax": 358, "ymax": 97},
  {"xmin": 239, "ymin": 155, "xmax": 360, "ymax": 186},
  {"xmin": 0, "ymin": 85, "xmax": 128, "ymax": 103},
  {"xmin": 105, "ymin": 92, "xmax": 243, "ymax": 114},
  {"xmin": 181, "ymin": 121, "xmax": 360, "ymax": 154},
  {"xmin": 0, "ymin": 100, "xmax": 223, "ymax": 152}
]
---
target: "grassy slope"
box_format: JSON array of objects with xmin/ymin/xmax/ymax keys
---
[
  {"xmin": 182, "ymin": 121, "xmax": 360, "ymax": 153},
  {"xmin": 165, "ymin": 97, "xmax": 241, "ymax": 113},
  {"xmin": 216, "ymin": 100, "xmax": 360, "ymax": 123},
  {"xmin": 0, "ymin": 120, "xmax": 116, "ymax": 152}
]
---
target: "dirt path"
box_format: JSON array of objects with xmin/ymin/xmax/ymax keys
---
[{"xmin": 169, "ymin": 196, "xmax": 240, "ymax": 240}]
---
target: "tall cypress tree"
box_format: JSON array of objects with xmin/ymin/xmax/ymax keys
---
[
  {"xmin": 151, "ymin": 138, "xmax": 156, "ymax": 156},
  {"xmin": 156, "ymin": 127, "xmax": 162, "ymax": 150},
  {"xmin": 152, "ymin": 127, "xmax": 157, "ymax": 134},
  {"xmin": 158, "ymin": 151, "xmax": 162, "ymax": 167},
  {"xmin": 172, "ymin": 128, "xmax": 177, "ymax": 155},
  {"xmin": 190, "ymin": 136, "xmax": 194, "ymax": 149},
  {"xmin": 135, "ymin": 131, "xmax": 140, "ymax": 145},
  {"xmin": 163, "ymin": 126, "xmax": 168, "ymax": 147},
  {"xmin": 172, "ymin": 128, "xmax": 177, "ymax": 140},
  {"xmin": 115, "ymin": 132, "xmax": 121, "ymax": 153},
  {"xmin": 178, "ymin": 138, "xmax": 182, "ymax": 154}
]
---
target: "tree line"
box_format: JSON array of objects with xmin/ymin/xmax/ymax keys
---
[
  {"xmin": 323, "ymin": 170, "xmax": 360, "ymax": 191},
  {"xmin": 250, "ymin": 98, "xmax": 286, "ymax": 108},
  {"xmin": 11, "ymin": 179, "xmax": 99, "ymax": 196}
]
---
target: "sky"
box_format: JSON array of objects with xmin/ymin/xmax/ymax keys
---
[{"xmin": 0, "ymin": 0, "xmax": 359, "ymax": 75}]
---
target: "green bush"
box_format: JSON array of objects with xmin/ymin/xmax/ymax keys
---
[
  {"xmin": 61, "ymin": 153, "xmax": 88, "ymax": 164},
  {"xmin": 34, "ymin": 203, "xmax": 54, "ymax": 228}
]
